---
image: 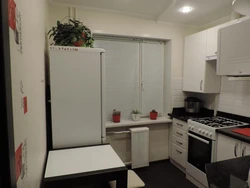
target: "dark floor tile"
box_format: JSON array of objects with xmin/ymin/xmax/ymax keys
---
[{"xmin": 134, "ymin": 160, "xmax": 197, "ymax": 188}]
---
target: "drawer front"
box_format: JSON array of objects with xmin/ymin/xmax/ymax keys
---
[
  {"xmin": 172, "ymin": 135, "xmax": 188, "ymax": 150},
  {"xmin": 173, "ymin": 126, "xmax": 188, "ymax": 141},
  {"xmin": 171, "ymin": 143, "xmax": 187, "ymax": 168},
  {"xmin": 173, "ymin": 119, "xmax": 188, "ymax": 131}
]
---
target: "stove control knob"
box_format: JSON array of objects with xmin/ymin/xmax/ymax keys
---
[
  {"xmin": 198, "ymin": 128, "xmax": 202, "ymax": 133},
  {"xmin": 191, "ymin": 126, "xmax": 195, "ymax": 130},
  {"xmin": 188, "ymin": 125, "xmax": 192, "ymax": 130},
  {"xmin": 202, "ymin": 130, "xmax": 205, "ymax": 134},
  {"xmin": 209, "ymin": 132, "xmax": 213, "ymax": 137},
  {"xmin": 205, "ymin": 131, "xmax": 209, "ymax": 136}
]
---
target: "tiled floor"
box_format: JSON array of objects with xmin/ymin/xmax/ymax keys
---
[
  {"xmin": 134, "ymin": 160, "xmax": 197, "ymax": 188},
  {"xmin": 92, "ymin": 160, "xmax": 197, "ymax": 188}
]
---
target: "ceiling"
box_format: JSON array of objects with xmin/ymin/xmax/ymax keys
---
[{"xmin": 51, "ymin": 0, "xmax": 234, "ymax": 26}]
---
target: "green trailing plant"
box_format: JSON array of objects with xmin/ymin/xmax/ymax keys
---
[
  {"xmin": 48, "ymin": 19, "xmax": 94, "ymax": 47},
  {"xmin": 131, "ymin": 110, "xmax": 141, "ymax": 114}
]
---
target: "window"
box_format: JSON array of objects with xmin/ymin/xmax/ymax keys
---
[{"xmin": 94, "ymin": 36, "xmax": 165, "ymax": 121}]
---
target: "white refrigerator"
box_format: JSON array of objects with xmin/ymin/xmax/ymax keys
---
[{"xmin": 49, "ymin": 46, "xmax": 106, "ymax": 149}]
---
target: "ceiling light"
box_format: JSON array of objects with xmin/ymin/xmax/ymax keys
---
[{"xmin": 180, "ymin": 6, "xmax": 193, "ymax": 13}]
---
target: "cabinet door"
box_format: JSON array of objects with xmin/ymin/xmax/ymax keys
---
[
  {"xmin": 217, "ymin": 134, "xmax": 241, "ymax": 162},
  {"xmin": 217, "ymin": 18, "xmax": 250, "ymax": 76},
  {"xmin": 183, "ymin": 31, "xmax": 206, "ymax": 93},
  {"xmin": 206, "ymin": 26, "xmax": 220, "ymax": 59},
  {"xmin": 206, "ymin": 22, "xmax": 235, "ymax": 60},
  {"xmin": 241, "ymin": 142, "xmax": 250, "ymax": 157}
]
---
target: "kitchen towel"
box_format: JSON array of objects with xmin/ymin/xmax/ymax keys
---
[
  {"xmin": 130, "ymin": 127, "xmax": 149, "ymax": 169},
  {"xmin": 233, "ymin": 128, "xmax": 250, "ymax": 137}
]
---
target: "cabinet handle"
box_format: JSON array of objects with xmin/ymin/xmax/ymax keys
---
[
  {"xmin": 176, "ymin": 149, "xmax": 182, "ymax": 154},
  {"xmin": 234, "ymin": 143, "xmax": 238, "ymax": 157},
  {"xmin": 200, "ymin": 80, "xmax": 203, "ymax": 91},
  {"xmin": 242, "ymin": 146, "xmax": 246, "ymax": 157},
  {"xmin": 176, "ymin": 123, "xmax": 183, "ymax": 127},
  {"xmin": 176, "ymin": 141, "xmax": 183, "ymax": 145},
  {"xmin": 176, "ymin": 132, "xmax": 183, "ymax": 136}
]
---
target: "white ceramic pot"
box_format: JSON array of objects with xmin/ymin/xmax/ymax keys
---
[{"xmin": 131, "ymin": 114, "xmax": 141, "ymax": 121}]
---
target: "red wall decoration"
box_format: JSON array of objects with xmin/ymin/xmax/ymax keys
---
[
  {"xmin": 8, "ymin": 0, "xmax": 16, "ymax": 30},
  {"xmin": 15, "ymin": 143, "xmax": 23, "ymax": 182},
  {"xmin": 23, "ymin": 96, "xmax": 28, "ymax": 114}
]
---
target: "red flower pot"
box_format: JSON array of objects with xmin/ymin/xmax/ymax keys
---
[
  {"xmin": 73, "ymin": 39, "xmax": 84, "ymax": 47},
  {"xmin": 150, "ymin": 112, "xmax": 158, "ymax": 120},
  {"xmin": 113, "ymin": 114, "xmax": 121, "ymax": 123},
  {"xmin": 73, "ymin": 32, "xmax": 86, "ymax": 47}
]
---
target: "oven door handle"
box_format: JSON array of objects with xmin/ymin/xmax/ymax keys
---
[{"xmin": 187, "ymin": 133, "xmax": 210, "ymax": 145}]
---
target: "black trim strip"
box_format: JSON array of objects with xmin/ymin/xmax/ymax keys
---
[
  {"xmin": 43, "ymin": 169, "xmax": 127, "ymax": 188},
  {"xmin": 0, "ymin": 0, "xmax": 16, "ymax": 187},
  {"xmin": 44, "ymin": 166, "xmax": 127, "ymax": 182}
]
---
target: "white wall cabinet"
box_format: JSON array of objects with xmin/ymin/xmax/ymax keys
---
[
  {"xmin": 206, "ymin": 22, "xmax": 234, "ymax": 60},
  {"xmin": 217, "ymin": 134, "xmax": 250, "ymax": 162},
  {"xmin": 217, "ymin": 18, "xmax": 250, "ymax": 76},
  {"xmin": 206, "ymin": 26, "xmax": 220, "ymax": 60},
  {"xmin": 171, "ymin": 118, "xmax": 188, "ymax": 169},
  {"xmin": 183, "ymin": 30, "xmax": 221, "ymax": 93}
]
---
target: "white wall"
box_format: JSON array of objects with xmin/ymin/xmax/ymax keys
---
[
  {"xmin": 48, "ymin": 4, "xmax": 199, "ymax": 84},
  {"xmin": 9, "ymin": 0, "xmax": 48, "ymax": 187}
]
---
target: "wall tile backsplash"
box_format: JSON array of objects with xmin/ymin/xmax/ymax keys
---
[
  {"xmin": 172, "ymin": 77, "xmax": 250, "ymax": 117},
  {"xmin": 218, "ymin": 77, "xmax": 250, "ymax": 117},
  {"xmin": 171, "ymin": 79, "xmax": 216, "ymax": 110},
  {"xmin": 172, "ymin": 78, "xmax": 186, "ymax": 108}
]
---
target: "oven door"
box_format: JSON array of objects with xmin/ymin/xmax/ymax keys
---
[{"xmin": 187, "ymin": 131, "xmax": 213, "ymax": 173}]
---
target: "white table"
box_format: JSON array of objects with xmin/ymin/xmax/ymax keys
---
[{"xmin": 43, "ymin": 144, "xmax": 128, "ymax": 188}]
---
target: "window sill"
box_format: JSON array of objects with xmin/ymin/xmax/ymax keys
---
[{"xmin": 106, "ymin": 117, "xmax": 173, "ymax": 129}]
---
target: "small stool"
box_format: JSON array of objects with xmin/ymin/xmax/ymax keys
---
[{"xmin": 109, "ymin": 170, "xmax": 145, "ymax": 188}]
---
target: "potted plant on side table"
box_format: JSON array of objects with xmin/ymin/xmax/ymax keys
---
[
  {"xmin": 112, "ymin": 109, "xmax": 121, "ymax": 123},
  {"xmin": 150, "ymin": 110, "xmax": 158, "ymax": 120},
  {"xmin": 131, "ymin": 110, "xmax": 141, "ymax": 121}
]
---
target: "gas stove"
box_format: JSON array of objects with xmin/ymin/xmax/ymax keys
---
[{"xmin": 188, "ymin": 116, "xmax": 248, "ymax": 140}]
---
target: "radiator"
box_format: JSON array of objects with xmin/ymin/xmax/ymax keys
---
[{"xmin": 130, "ymin": 127, "xmax": 149, "ymax": 169}]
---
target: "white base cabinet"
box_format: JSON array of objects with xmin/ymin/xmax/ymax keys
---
[
  {"xmin": 171, "ymin": 119, "xmax": 188, "ymax": 168},
  {"xmin": 217, "ymin": 134, "xmax": 250, "ymax": 162}
]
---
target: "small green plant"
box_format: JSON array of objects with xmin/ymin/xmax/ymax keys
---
[
  {"xmin": 131, "ymin": 110, "xmax": 141, "ymax": 114},
  {"xmin": 48, "ymin": 19, "xmax": 94, "ymax": 47},
  {"xmin": 113, "ymin": 109, "xmax": 121, "ymax": 115}
]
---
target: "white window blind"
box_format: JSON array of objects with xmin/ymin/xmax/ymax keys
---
[
  {"xmin": 94, "ymin": 39, "xmax": 140, "ymax": 120},
  {"xmin": 94, "ymin": 37, "xmax": 165, "ymax": 121},
  {"xmin": 141, "ymin": 42, "xmax": 164, "ymax": 116}
]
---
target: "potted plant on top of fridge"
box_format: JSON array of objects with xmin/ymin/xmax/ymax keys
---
[
  {"xmin": 131, "ymin": 110, "xmax": 141, "ymax": 121},
  {"xmin": 150, "ymin": 109, "xmax": 158, "ymax": 120},
  {"xmin": 112, "ymin": 109, "xmax": 121, "ymax": 123},
  {"xmin": 48, "ymin": 19, "xmax": 94, "ymax": 47}
]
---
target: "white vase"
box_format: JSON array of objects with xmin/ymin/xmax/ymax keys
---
[{"xmin": 131, "ymin": 114, "xmax": 141, "ymax": 121}]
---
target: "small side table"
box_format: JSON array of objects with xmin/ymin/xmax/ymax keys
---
[{"xmin": 43, "ymin": 144, "xmax": 128, "ymax": 188}]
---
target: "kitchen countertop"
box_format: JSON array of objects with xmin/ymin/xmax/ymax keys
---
[
  {"xmin": 217, "ymin": 127, "xmax": 250, "ymax": 144},
  {"xmin": 168, "ymin": 108, "xmax": 214, "ymax": 122},
  {"xmin": 206, "ymin": 156, "xmax": 250, "ymax": 188}
]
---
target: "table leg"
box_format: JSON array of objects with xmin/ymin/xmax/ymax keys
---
[{"xmin": 116, "ymin": 170, "xmax": 128, "ymax": 188}]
